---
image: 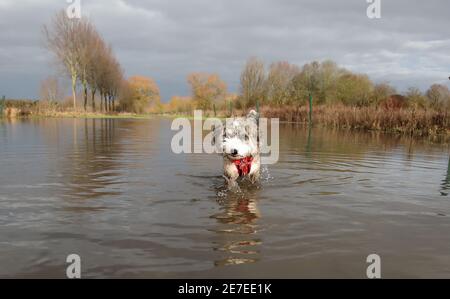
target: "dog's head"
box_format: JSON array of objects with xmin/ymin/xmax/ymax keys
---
[{"xmin": 217, "ymin": 110, "xmax": 259, "ymax": 160}]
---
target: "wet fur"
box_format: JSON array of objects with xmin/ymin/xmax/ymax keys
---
[{"xmin": 215, "ymin": 110, "xmax": 260, "ymax": 188}]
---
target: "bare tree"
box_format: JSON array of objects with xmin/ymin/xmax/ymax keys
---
[
  {"xmin": 240, "ymin": 57, "xmax": 267, "ymax": 108},
  {"xmin": 288, "ymin": 61, "xmax": 321, "ymax": 105},
  {"xmin": 95, "ymin": 45, "xmax": 115, "ymax": 112},
  {"xmin": 426, "ymin": 84, "xmax": 450, "ymax": 110},
  {"xmin": 85, "ymin": 37, "xmax": 104, "ymax": 112},
  {"xmin": 289, "ymin": 60, "xmax": 353, "ymax": 105},
  {"xmin": 44, "ymin": 10, "xmax": 124, "ymax": 113},
  {"xmin": 406, "ymin": 87, "xmax": 427, "ymax": 109},
  {"xmin": 267, "ymin": 61, "xmax": 300, "ymax": 105},
  {"xmin": 39, "ymin": 76, "xmax": 64, "ymax": 102},
  {"xmin": 76, "ymin": 19, "xmax": 102, "ymax": 111},
  {"xmin": 43, "ymin": 10, "xmax": 82, "ymax": 110},
  {"xmin": 372, "ymin": 82, "xmax": 397, "ymax": 106},
  {"xmin": 95, "ymin": 47, "xmax": 123, "ymax": 112},
  {"xmin": 108, "ymin": 58, "xmax": 124, "ymax": 111}
]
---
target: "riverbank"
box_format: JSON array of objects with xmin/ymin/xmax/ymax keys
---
[
  {"xmin": 1, "ymin": 110, "xmax": 153, "ymax": 119},
  {"xmin": 161, "ymin": 105, "xmax": 450, "ymax": 137},
  {"xmin": 2, "ymin": 105, "xmax": 449, "ymax": 138},
  {"xmin": 38, "ymin": 111, "xmax": 154, "ymax": 119},
  {"xmin": 260, "ymin": 105, "xmax": 450, "ymax": 137}
]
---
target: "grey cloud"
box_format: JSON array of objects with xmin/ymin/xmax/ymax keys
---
[{"xmin": 0, "ymin": 0, "xmax": 449, "ymax": 100}]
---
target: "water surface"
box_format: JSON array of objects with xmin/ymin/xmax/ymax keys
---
[{"xmin": 0, "ymin": 117, "xmax": 449, "ymax": 278}]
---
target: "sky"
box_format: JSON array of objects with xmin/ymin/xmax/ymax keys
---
[{"xmin": 0, "ymin": 0, "xmax": 449, "ymax": 101}]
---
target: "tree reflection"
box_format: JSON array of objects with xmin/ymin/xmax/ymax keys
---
[
  {"xmin": 59, "ymin": 118, "xmax": 123, "ymax": 200},
  {"xmin": 441, "ymin": 155, "xmax": 450, "ymax": 196}
]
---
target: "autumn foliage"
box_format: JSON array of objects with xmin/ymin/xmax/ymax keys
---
[
  {"xmin": 119, "ymin": 76, "xmax": 161, "ymax": 113},
  {"xmin": 186, "ymin": 73, "xmax": 227, "ymax": 110}
]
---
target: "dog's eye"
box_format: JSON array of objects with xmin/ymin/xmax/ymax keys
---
[{"xmin": 245, "ymin": 134, "xmax": 249, "ymax": 141}]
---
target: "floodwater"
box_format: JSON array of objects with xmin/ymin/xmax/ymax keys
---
[{"xmin": 0, "ymin": 117, "xmax": 450, "ymax": 278}]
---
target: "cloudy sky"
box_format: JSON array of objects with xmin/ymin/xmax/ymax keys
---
[{"xmin": 0, "ymin": 0, "xmax": 449, "ymax": 100}]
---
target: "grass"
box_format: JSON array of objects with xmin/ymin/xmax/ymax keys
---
[
  {"xmin": 259, "ymin": 105, "xmax": 450, "ymax": 136},
  {"xmin": 29, "ymin": 111, "xmax": 154, "ymax": 119},
  {"xmin": 162, "ymin": 104, "xmax": 450, "ymax": 137}
]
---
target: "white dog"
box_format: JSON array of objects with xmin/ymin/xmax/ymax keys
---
[{"xmin": 215, "ymin": 110, "xmax": 260, "ymax": 187}]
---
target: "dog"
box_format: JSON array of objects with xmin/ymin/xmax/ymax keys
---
[{"xmin": 215, "ymin": 110, "xmax": 260, "ymax": 188}]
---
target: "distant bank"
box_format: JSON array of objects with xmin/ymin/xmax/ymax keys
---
[{"xmin": 1, "ymin": 99, "xmax": 449, "ymax": 139}]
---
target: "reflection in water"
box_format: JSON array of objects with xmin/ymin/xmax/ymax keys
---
[
  {"xmin": 211, "ymin": 184, "xmax": 262, "ymax": 266},
  {"xmin": 61, "ymin": 118, "xmax": 123, "ymax": 200},
  {"xmin": 441, "ymin": 155, "xmax": 450, "ymax": 196},
  {"xmin": 306, "ymin": 124, "xmax": 312, "ymax": 158}
]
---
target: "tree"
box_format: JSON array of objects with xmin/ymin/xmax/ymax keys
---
[
  {"xmin": 240, "ymin": 57, "xmax": 267, "ymax": 108},
  {"xmin": 267, "ymin": 61, "xmax": 300, "ymax": 105},
  {"xmin": 372, "ymin": 82, "xmax": 397, "ymax": 106},
  {"xmin": 44, "ymin": 10, "xmax": 83, "ymax": 110},
  {"xmin": 426, "ymin": 84, "xmax": 450, "ymax": 110},
  {"xmin": 76, "ymin": 19, "xmax": 102, "ymax": 111},
  {"xmin": 95, "ymin": 45, "xmax": 111, "ymax": 112},
  {"xmin": 166, "ymin": 96, "xmax": 194, "ymax": 113},
  {"xmin": 93, "ymin": 45, "xmax": 123, "ymax": 112},
  {"xmin": 120, "ymin": 76, "xmax": 160, "ymax": 113},
  {"xmin": 336, "ymin": 73, "xmax": 374, "ymax": 106},
  {"xmin": 85, "ymin": 35, "xmax": 106, "ymax": 112},
  {"xmin": 44, "ymin": 10, "xmax": 123, "ymax": 113},
  {"xmin": 103, "ymin": 55, "xmax": 123, "ymax": 112},
  {"xmin": 107, "ymin": 58, "xmax": 124, "ymax": 112},
  {"xmin": 289, "ymin": 72, "xmax": 311, "ymax": 105},
  {"xmin": 289, "ymin": 61, "xmax": 323, "ymax": 105},
  {"xmin": 315, "ymin": 60, "xmax": 346, "ymax": 104},
  {"xmin": 187, "ymin": 73, "xmax": 227, "ymax": 110},
  {"xmin": 39, "ymin": 76, "xmax": 64, "ymax": 102},
  {"xmin": 406, "ymin": 87, "xmax": 427, "ymax": 109},
  {"xmin": 302, "ymin": 61, "xmax": 321, "ymax": 98}
]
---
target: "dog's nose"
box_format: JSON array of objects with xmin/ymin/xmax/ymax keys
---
[{"xmin": 231, "ymin": 149, "xmax": 238, "ymax": 156}]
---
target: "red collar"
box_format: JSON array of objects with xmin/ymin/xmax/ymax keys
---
[{"xmin": 233, "ymin": 156, "xmax": 253, "ymax": 176}]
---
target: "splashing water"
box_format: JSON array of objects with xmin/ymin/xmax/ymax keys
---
[{"xmin": 216, "ymin": 165, "xmax": 272, "ymax": 200}]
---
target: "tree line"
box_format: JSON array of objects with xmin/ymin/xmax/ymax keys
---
[
  {"xmin": 166, "ymin": 57, "xmax": 450, "ymax": 114},
  {"xmin": 41, "ymin": 11, "xmax": 449, "ymax": 115},
  {"xmin": 43, "ymin": 11, "xmax": 161, "ymax": 114},
  {"xmin": 239, "ymin": 57, "xmax": 450, "ymax": 110},
  {"xmin": 44, "ymin": 11, "xmax": 123, "ymax": 112}
]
